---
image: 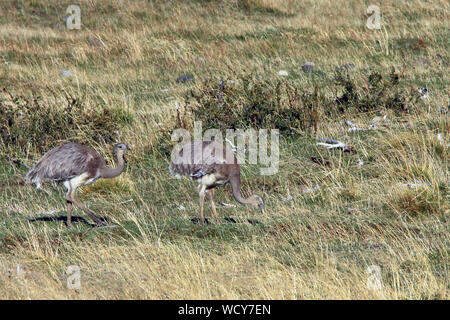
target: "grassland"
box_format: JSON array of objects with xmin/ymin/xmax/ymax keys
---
[{"xmin": 0, "ymin": 0, "xmax": 448, "ymax": 299}]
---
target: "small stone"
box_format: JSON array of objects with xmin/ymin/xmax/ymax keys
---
[
  {"xmin": 176, "ymin": 74, "xmax": 194, "ymax": 83},
  {"xmin": 219, "ymin": 202, "xmax": 236, "ymax": 208},
  {"xmin": 278, "ymin": 70, "xmax": 288, "ymax": 76},
  {"xmin": 224, "ymin": 217, "xmax": 237, "ymax": 223},
  {"xmin": 437, "ymin": 106, "xmax": 448, "ymax": 114},
  {"xmin": 347, "ymin": 208, "xmax": 361, "ymax": 215},
  {"xmin": 191, "ymin": 217, "xmax": 210, "ymax": 224},
  {"xmin": 414, "ymin": 57, "xmax": 429, "ymax": 66},
  {"xmin": 302, "ymin": 185, "xmax": 319, "ymax": 194},
  {"xmin": 301, "ymin": 61, "xmax": 315, "ymax": 72},
  {"xmin": 60, "ymin": 70, "xmax": 73, "ymax": 77},
  {"xmin": 340, "ymin": 63, "xmax": 355, "ymax": 70},
  {"xmin": 87, "ymin": 37, "xmax": 105, "ymax": 48},
  {"xmin": 418, "ymin": 88, "xmax": 429, "ymax": 100},
  {"xmin": 436, "ymin": 54, "xmax": 449, "ymax": 67},
  {"xmin": 370, "ymin": 115, "xmax": 387, "ymax": 124},
  {"xmin": 16, "ymin": 264, "xmax": 24, "ymax": 276},
  {"xmin": 195, "ymin": 56, "xmax": 206, "ymax": 64}
]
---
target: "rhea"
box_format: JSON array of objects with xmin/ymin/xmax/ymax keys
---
[
  {"xmin": 26, "ymin": 142, "xmax": 130, "ymax": 227},
  {"xmin": 169, "ymin": 140, "xmax": 264, "ymax": 224}
]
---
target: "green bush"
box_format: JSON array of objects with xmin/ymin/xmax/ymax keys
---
[
  {"xmin": 186, "ymin": 75, "xmax": 325, "ymax": 135},
  {"xmin": 183, "ymin": 69, "xmax": 416, "ymax": 138},
  {"xmin": 335, "ymin": 68, "xmax": 419, "ymax": 114},
  {"xmin": 0, "ymin": 89, "xmax": 133, "ymax": 157}
]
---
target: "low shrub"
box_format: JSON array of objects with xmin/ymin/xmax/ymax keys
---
[
  {"xmin": 185, "ymin": 75, "xmax": 326, "ymax": 135},
  {"xmin": 0, "ymin": 88, "xmax": 133, "ymax": 158},
  {"xmin": 335, "ymin": 68, "xmax": 419, "ymax": 114}
]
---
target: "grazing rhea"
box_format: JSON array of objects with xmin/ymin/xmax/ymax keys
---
[
  {"xmin": 26, "ymin": 143, "xmax": 130, "ymax": 227},
  {"xmin": 169, "ymin": 140, "xmax": 264, "ymax": 224}
]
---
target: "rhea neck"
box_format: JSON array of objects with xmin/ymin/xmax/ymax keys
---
[
  {"xmin": 229, "ymin": 173, "xmax": 254, "ymax": 206},
  {"xmin": 100, "ymin": 150, "xmax": 126, "ymax": 179}
]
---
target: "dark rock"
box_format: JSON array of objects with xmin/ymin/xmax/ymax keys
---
[
  {"xmin": 224, "ymin": 217, "xmax": 237, "ymax": 223},
  {"xmin": 301, "ymin": 61, "xmax": 315, "ymax": 72},
  {"xmin": 176, "ymin": 74, "xmax": 194, "ymax": 83},
  {"xmin": 310, "ymin": 156, "xmax": 331, "ymax": 167},
  {"xmin": 436, "ymin": 54, "xmax": 449, "ymax": 67},
  {"xmin": 340, "ymin": 63, "xmax": 355, "ymax": 70},
  {"xmin": 190, "ymin": 217, "xmax": 210, "ymax": 224}
]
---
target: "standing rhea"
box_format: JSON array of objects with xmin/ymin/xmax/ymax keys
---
[
  {"xmin": 26, "ymin": 143, "xmax": 130, "ymax": 227},
  {"xmin": 169, "ymin": 140, "xmax": 264, "ymax": 224}
]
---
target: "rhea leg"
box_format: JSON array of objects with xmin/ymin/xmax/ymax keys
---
[
  {"xmin": 67, "ymin": 189, "xmax": 104, "ymax": 225},
  {"xmin": 67, "ymin": 177, "xmax": 105, "ymax": 226},
  {"xmin": 198, "ymin": 184, "xmax": 206, "ymax": 224},
  {"xmin": 66, "ymin": 201, "xmax": 73, "ymax": 227},
  {"xmin": 207, "ymin": 189, "xmax": 219, "ymax": 222},
  {"xmin": 64, "ymin": 182, "xmax": 73, "ymax": 227},
  {"xmin": 71, "ymin": 194, "xmax": 105, "ymax": 225}
]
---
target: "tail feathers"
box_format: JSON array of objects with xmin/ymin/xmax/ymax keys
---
[
  {"xmin": 25, "ymin": 169, "xmax": 37, "ymax": 185},
  {"xmin": 25, "ymin": 166, "xmax": 44, "ymax": 185}
]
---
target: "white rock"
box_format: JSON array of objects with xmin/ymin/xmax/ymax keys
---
[
  {"xmin": 302, "ymin": 185, "xmax": 319, "ymax": 194},
  {"xmin": 370, "ymin": 115, "xmax": 387, "ymax": 124},
  {"xmin": 60, "ymin": 70, "xmax": 73, "ymax": 77},
  {"xmin": 219, "ymin": 202, "xmax": 236, "ymax": 208},
  {"xmin": 418, "ymin": 88, "xmax": 429, "ymax": 100}
]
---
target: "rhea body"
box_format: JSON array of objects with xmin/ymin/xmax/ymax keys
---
[
  {"xmin": 26, "ymin": 143, "xmax": 130, "ymax": 226},
  {"xmin": 169, "ymin": 140, "xmax": 264, "ymax": 223}
]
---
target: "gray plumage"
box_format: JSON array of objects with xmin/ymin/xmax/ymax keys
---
[
  {"xmin": 170, "ymin": 140, "xmax": 264, "ymax": 224},
  {"xmin": 27, "ymin": 143, "xmax": 100, "ymax": 186},
  {"xmin": 26, "ymin": 142, "xmax": 130, "ymax": 226}
]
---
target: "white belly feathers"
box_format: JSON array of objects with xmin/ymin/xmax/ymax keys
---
[{"xmin": 197, "ymin": 174, "xmax": 228, "ymax": 188}]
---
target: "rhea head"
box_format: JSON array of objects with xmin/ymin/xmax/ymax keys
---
[{"xmin": 114, "ymin": 143, "xmax": 131, "ymax": 159}]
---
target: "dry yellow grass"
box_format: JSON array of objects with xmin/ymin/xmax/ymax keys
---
[{"xmin": 0, "ymin": 0, "xmax": 448, "ymax": 299}]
